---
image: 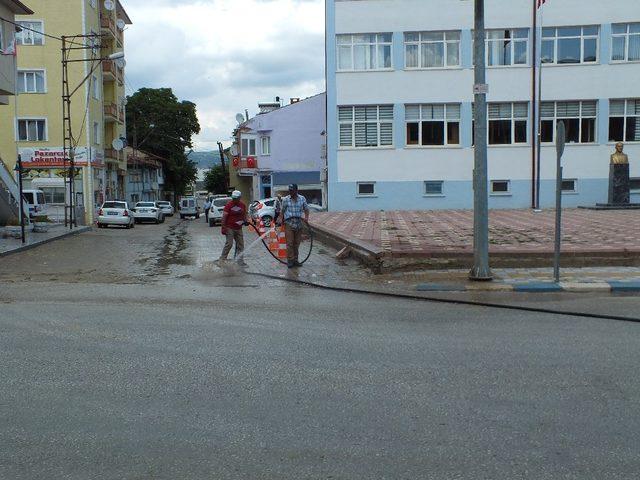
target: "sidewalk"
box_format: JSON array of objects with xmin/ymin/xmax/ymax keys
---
[
  {"xmin": 0, "ymin": 224, "xmax": 91, "ymax": 257},
  {"xmin": 309, "ymin": 209, "xmax": 640, "ymax": 270}
]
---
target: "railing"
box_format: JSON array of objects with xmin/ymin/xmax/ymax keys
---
[
  {"xmin": 100, "ymin": 15, "xmax": 116, "ymax": 36},
  {"xmin": 236, "ymin": 157, "xmax": 258, "ymax": 170},
  {"xmin": 104, "ymin": 148, "xmax": 118, "ymax": 160},
  {"xmin": 104, "ymin": 103, "xmax": 118, "ymax": 120},
  {"xmin": 102, "ymin": 60, "xmax": 117, "ymax": 78}
]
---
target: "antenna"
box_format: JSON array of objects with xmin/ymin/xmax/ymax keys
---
[
  {"xmin": 104, "ymin": 0, "xmax": 115, "ymax": 11},
  {"xmin": 235, "ymin": 113, "xmax": 245, "ymax": 124},
  {"xmin": 116, "ymin": 19, "xmax": 126, "ymax": 30},
  {"xmin": 112, "ymin": 138, "xmax": 124, "ymax": 151}
]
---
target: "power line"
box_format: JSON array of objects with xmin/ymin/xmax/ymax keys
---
[{"xmin": 0, "ymin": 16, "xmax": 100, "ymax": 48}]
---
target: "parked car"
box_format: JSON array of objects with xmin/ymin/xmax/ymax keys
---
[
  {"xmin": 179, "ymin": 197, "xmax": 200, "ymax": 219},
  {"xmin": 22, "ymin": 189, "xmax": 48, "ymax": 218},
  {"xmin": 307, "ymin": 203, "xmax": 326, "ymax": 212},
  {"xmin": 133, "ymin": 201, "xmax": 164, "ymax": 224},
  {"xmin": 249, "ymin": 197, "xmax": 277, "ymax": 226},
  {"xmin": 97, "ymin": 201, "xmax": 135, "ymax": 229},
  {"xmin": 156, "ymin": 201, "xmax": 174, "ymax": 216},
  {"xmin": 208, "ymin": 196, "xmax": 232, "ymax": 227}
]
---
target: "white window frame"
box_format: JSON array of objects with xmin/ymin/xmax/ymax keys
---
[
  {"xmin": 404, "ymin": 31, "xmax": 461, "ymax": 69},
  {"xmin": 540, "ymin": 100, "xmax": 598, "ymax": 144},
  {"xmin": 338, "ymin": 105, "xmax": 394, "ymax": 149},
  {"xmin": 405, "ymin": 103, "xmax": 461, "ymax": 147},
  {"xmin": 424, "ymin": 181, "xmax": 444, "ymax": 196},
  {"xmin": 611, "ymin": 23, "xmax": 640, "ymax": 62},
  {"xmin": 16, "ymin": 20, "xmax": 45, "ymax": 46},
  {"xmin": 485, "ymin": 28, "xmax": 529, "ymax": 67},
  {"xmin": 336, "ymin": 33, "xmax": 393, "ymax": 72},
  {"xmin": 541, "ymin": 26, "xmax": 599, "ymax": 65},
  {"xmin": 16, "ymin": 118, "xmax": 47, "ymax": 141},
  {"xmin": 261, "ymin": 136, "xmax": 271, "ymax": 155},
  {"xmin": 241, "ymin": 137, "xmax": 256, "ymax": 156},
  {"xmin": 356, "ymin": 182, "xmax": 376, "ymax": 197},
  {"xmin": 609, "ymin": 99, "xmax": 640, "ymax": 143},
  {"xmin": 561, "ymin": 179, "xmax": 578, "ymax": 194},
  {"xmin": 17, "ymin": 69, "xmax": 46, "ymax": 93},
  {"xmin": 490, "ymin": 180, "xmax": 511, "ymax": 196},
  {"xmin": 487, "ymin": 102, "xmax": 529, "ymax": 145}
]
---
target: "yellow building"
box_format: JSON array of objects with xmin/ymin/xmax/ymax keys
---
[{"xmin": 0, "ymin": 0, "xmax": 131, "ymax": 224}]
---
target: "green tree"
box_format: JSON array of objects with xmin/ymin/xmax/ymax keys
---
[
  {"xmin": 126, "ymin": 88, "xmax": 200, "ymax": 200},
  {"xmin": 203, "ymin": 165, "xmax": 227, "ymax": 195}
]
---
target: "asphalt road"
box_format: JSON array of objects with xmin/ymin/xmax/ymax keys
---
[{"xmin": 1, "ymin": 218, "xmax": 640, "ymax": 479}]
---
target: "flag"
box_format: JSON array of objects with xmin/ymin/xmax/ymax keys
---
[
  {"xmin": 0, "ymin": 39, "xmax": 16, "ymax": 57},
  {"xmin": 538, "ymin": 0, "xmax": 546, "ymax": 7}
]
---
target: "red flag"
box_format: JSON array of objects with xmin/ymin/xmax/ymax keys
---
[
  {"xmin": 0, "ymin": 39, "xmax": 16, "ymax": 57},
  {"xmin": 538, "ymin": 0, "xmax": 546, "ymax": 7}
]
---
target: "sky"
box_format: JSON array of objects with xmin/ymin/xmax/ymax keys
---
[{"xmin": 121, "ymin": 0, "xmax": 325, "ymax": 151}]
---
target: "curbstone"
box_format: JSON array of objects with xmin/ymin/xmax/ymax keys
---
[
  {"xmin": 0, "ymin": 226, "xmax": 92, "ymax": 258},
  {"xmin": 560, "ymin": 282, "xmax": 611, "ymax": 292},
  {"xmin": 513, "ymin": 282, "xmax": 563, "ymax": 293},
  {"xmin": 608, "ymin": 281, "xmax": 640, "ymax": 292}
]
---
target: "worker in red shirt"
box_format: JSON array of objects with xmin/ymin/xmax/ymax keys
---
[{"xmin": 219, "ymin": 190, "xmax": 249, "ymax": 266}]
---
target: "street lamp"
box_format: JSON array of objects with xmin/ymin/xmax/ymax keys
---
[{"xmin": 13, "ymin": 155, "xmax": 26, "ymax": 244}]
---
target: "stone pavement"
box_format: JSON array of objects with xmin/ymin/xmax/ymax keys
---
[
  {"xmin": 309, "ymin": 209, "xmax": 640, "ymax": 269},
  {"xmin": 0, "ymin": 223, "xmax": 91, "ymax": 256}
]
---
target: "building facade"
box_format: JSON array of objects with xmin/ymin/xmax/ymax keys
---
[
  {"xmin": 326, "ymin": 0, "xmax": 640, "ymax": 211},
  {"xmin": 0, "ymin": 0, "xmax": 131, "ymax": 224},
  {"xmin": 124, "ymin": 147, "xmax": 165, "ymax": 204},
  {"xmin": 231, "ymin": 93, "xmax": 326, "ymax": 204}
]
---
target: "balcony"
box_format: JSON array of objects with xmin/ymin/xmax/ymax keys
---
[
  {"xmin": 233, "ymin": 157, "xmax": 258, "ymax": 171},
  {"xmin": 100, "ymin": 15, "xmax": 116, "ymax": 39},
  {"xmin": 104, "ymin": 103, "xmax": 118, "ymax": 122},
  {"xmin": 102, "ymin": 60, "xmax": 117, "ymax": 82}
]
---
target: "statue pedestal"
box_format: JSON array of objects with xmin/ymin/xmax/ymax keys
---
[{"xmin": 608, "ymin": 163, "xmax": 630, "ymax": 205}]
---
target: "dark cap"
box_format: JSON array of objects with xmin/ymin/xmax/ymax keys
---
[{"xmin": 288, "ymin": 183, "xmax": 298, "ymax": 192}]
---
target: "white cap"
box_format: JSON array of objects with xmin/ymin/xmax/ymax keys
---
[{"xmin": 231, "ymin": 190, "xmax": 242, "ymax": 199}]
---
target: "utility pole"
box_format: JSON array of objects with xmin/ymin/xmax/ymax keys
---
[
  {"xmin": 469, "ymin": 0, "xmax": 492, "ymax": 281},
  {"xmin": 15, "ymin": 155, "xmax": 25, "ymax": 244},
  {"xmin": 217, "ymin": 141, "xmax": 229, "ymax": 193}
]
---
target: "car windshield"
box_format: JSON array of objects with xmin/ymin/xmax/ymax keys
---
[
  {"xmin": 157, "ymin": 202, "xmax": 170, "ymax": 206},
  {"xmin": 214, "ymin": 199, "xmax": 230, "ymax": 207},
  {"xmin": 103, "ymin": 202, "xmax": 126, "ymax": 209},
  {"xmin": 137, "ymin": 202, "xmax": 155, "ymax": 207},
  {"xmin": 264, "ymin": 200, "xmax": 275, "ymax": 206},
  {"xmin": 23, "ymin": 192, "xmax": 34, "ymax": 203}
]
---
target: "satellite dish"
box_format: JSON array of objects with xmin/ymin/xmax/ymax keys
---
[
  {"xmin": 112, "ymin": 138, "xmax": 124, "ymax": 151},
  {"xmin": 104, "ymin": 0, "xmax": 115, "ymax": 11},
  {"xmin": 116, "ymin": 19, "xmax": 126, "ymax": 31},
  {"xmin": 116, "ymin": 58, "xmax": 126, "ymax": 69},
  {"xmin": 235, "ymin": 113, "xmax": 245, "ymax": 124},
  {"xmin": 230, "ymin": 144, "xmax": 239, "ymax": 156}
]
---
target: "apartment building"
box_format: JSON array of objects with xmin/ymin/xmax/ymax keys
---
[
  {"xmin": 326, "ymin": 0, "xmax": 640, "ymax": 211},
  {"xmin": 0, "ymin": 0, "xmax": 131, "ymax": 224}
]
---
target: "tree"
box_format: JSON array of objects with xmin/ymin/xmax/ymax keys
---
[
  {"xmin": 203, "ymin": 165, "xmax": 227, "ymax": 195},
  {"xmin": 126, "ymin": 88, "xmax": 200, "ymax": 200}
]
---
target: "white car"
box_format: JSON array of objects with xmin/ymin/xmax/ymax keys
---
[
  {"xmin": 179, "ymin": 197, "xmax": 200, "ymax": 219},
  {"xmin": 249, "ymin": 198, "xmax": 277, "ymax": 226},
  {"xmin": 156, "ymin": 201, "xmax": 174, "ymax": 216},
  {"xmin": 209, "ymin": 197, "xmax": 232, "ymax": 227},
  {"xmin": 97, "ymin": 201, "xmax": 135, "ymax": 229},
  {"xmin": 133, "ymin": 201, "xmax": 164, "ymax": 224},
  {"xmin": 307, "ymin": 203, "xmax": 326, "ymax": 212},
  {"xmin": 22, "ymin": 189, "xmax": 48, "ymax": 218}
]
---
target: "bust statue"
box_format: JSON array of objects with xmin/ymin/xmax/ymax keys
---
[{"xmin": 611, "ymin": 142, "xmax": 629, "ymax": 165}]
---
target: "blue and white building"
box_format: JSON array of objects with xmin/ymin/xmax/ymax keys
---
[{"xmin": 326, "ymin": 0, "xmax": 640, "ymax": 211}]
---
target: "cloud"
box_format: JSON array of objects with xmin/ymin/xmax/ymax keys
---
[{"xmin": 122, "ymin": 0, "xmax": 325, "ymax": 149}]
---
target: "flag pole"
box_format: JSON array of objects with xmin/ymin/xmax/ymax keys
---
[
  {"xmin": 530, "ymin": 0, "xmax": 538, "ymax": 209},
  {"xmin": 535, "ymin": 1, "xmax": 544, "ymax": 209}
]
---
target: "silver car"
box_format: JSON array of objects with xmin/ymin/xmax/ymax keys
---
[
  {"xmin": 133, "ymin": 201, "xmax": 165, "ymax": 224},
  {"xmin": 97, "ymin": 201, "xmax": 135, "ymax": 229},
  {"xmin": 156, "ymin": 201, "xmax": 175, "ymax": 216}
]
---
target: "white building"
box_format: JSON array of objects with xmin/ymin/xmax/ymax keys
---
[{"xmin": 326, "ymin": 0, "xmax": 640, "ymax": 211}]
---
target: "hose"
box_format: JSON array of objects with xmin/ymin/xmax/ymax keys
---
[{"xmin": 247, "ymin": 216, "xmax": 314, "ymax": 265}]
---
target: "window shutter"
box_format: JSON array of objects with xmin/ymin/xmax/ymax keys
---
[
  {"xmin": 581, "ymin": 101, "xmax": 597, "ymax": 117},
  {"xmin": 365, "ymin": 123, "xmax": 378, "ymax": 146},
  {"xmin": 354, "ymin": 123, "xmax": 367, "ymax": 147},
  {"xmin": 629, "ymin": 100, "xmax": 640, "ymax": 116},
  {"xmin": 338, "ymin": 106, "xmax": 353, "ymax": 121},
  {"xmin": 365, "ymin": 106, "xmax": 378, "ymax": 120},
  {"xmin": 541, "ymin": 102, "xmax": 555, "ymax": 118},
  {"xmin": 380, "ymin": 123, "xmax": 393, "ymax": 145},
  {"xmin": 339, "ymin": 124, "xmax": 353, "ymax": 147},
  {"xmin": 378, "ymin": 105, "xmax": 394, "ymax": 119},
  {"xmin": 405, "ymin": 105, "xmax": 420, "ymax": 120},
  {"xmin": 556, "ymin": 101, "xmax": 580, "ymax": 117},
  {"xmin": 609, "ymin": 100, "xmax": 626, "ymax": 116},
  {"xmin": 446, "ymin": 104, "xmax": 461, "ymax": 120},
  {"xmin": 354, "ymin": 107, "xmax": 367, "ymax": 121},
  {"xmin": 513, "ymin": 103, "xmax": 529, "ymax": 118}
]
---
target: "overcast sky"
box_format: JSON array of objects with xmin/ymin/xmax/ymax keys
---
[{"xmin": 122, "ymin": 0, "xmax": 325, "ymax": 151}]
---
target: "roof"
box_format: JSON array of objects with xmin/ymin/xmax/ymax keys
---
[
  {"xmin": 2, "ymin": 0, "xmax": 34, "ymax": 14},
  {"xmin": 116, "ymin": 0, "xmax": 132, "ymax": 24}
]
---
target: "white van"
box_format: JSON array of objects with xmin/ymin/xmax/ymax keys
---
[
  {"xmin": 179, "ymin": 196, "xmax": 200, "ymax": 219},
  {"xmin": 22, "ymin": 189, "xmax": 48, "ymax": 218}
]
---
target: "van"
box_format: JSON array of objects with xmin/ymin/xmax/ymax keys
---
[
  {"xmin": 22, "ymin": 189, "xmax": 48, "ymax": 218},
  {"xmin": 179, "ymin": 196, "xmax": 200, "ymax": 219}
]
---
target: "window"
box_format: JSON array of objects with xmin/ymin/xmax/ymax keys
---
[
  {"xmin": 337, "ymin": 33, "xmax": 392, "ymax": 71},
  {"xmin": 404, "ymin": 31, "xmax": 460, "ymax": 69},
  {"xmin": 405, "ymin": 104, "xmax": 460, "ymax": 146},
  {"xmin": 630, "ymin": 178, "xmax": 640, "ymax": 192},
  {"xmin": 17, "ymin": 70, "xmax": 45, "ymax": 93},
  {"xmin": 612, "ymin": 23, "xmax": 640, "ymax": 62},
  {"xmin": 338, "ymin": 105, "xmax": 393, "ymax": 148},
  {"xmin": 17, "ymin": 119, "xmax": 46, "ymax": 141},
  {"xmin": 93, "ymin": 122, "xmax": 100, "ymax": 145},
  {"xmin": 491, "ymin": 180, "xmax": 510, "ymax": 194},
  {"xmin": 561, "ymin": 179, "xmax": 577, "ymax": 193},
  {"xmin": 357, "ymin": 182, "xmax": 376, "ymax": 196},
  {"xmin": 16, "ymin": 21, "xmax": 44, "ymax": 46},
  {"xmin": 43, "ymin": 187, "xmax": 66, "ymax": 204},
  {"xmin": 261, "ymin": 136, "xmax": 271, "ymax": 155},
  {"xmin": 541, "ymin": 26, "xmax": 598, "ymax": 64},
  {"xmin": 486, "ymin": 29, "xmax": 529, "ymax": 66},
  {"xmin": 541, "ymin": 101, "xmax": 597, "ymax": 144},
  {"xmin": 610, "ymin": 99, "xmax": 640, "ymax": 142},
  {"xmin": 241, "ymin": 138, "xmax": 256, "ymax": 156},
  {"xmin": 424, "ymin": 181, "xmax": 444, "ymax": 196},
  {"xmin": 487, "ymin": 103, "xmax": 529, "ymax": 145}
]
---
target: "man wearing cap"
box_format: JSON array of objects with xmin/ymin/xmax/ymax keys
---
[
  {"xmin": 278, "ymin": 184, "xmax": 309, "ymax": 268},
  {"xmin": 219, "ymin": 190, "xmax": 249, "ymax": 266}
]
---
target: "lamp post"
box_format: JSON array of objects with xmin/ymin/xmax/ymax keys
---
[{"xmin": 14, "ymin": 155, "xmax": 26, "ymax": 244}]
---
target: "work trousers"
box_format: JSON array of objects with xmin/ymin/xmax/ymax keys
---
[
  {"xmin": 204, "ymin": 208, "xmax": 210, "ymax": 222},
  {"xmin": 285, "ymin": 224, "xmax": 302, "ymax": 263},
  {"xmin": 220, "ymin": 229, "xmax": 244, "ymax": 259}
]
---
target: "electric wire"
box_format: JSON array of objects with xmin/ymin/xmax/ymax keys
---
[{"xmin": 0, "ymin": 16, "xmax": 99, "ymax": 48}]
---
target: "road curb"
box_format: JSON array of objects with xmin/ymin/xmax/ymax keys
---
[{"xmin": 0, "ymin": 226, "xmax": 92, "ymax": 258}]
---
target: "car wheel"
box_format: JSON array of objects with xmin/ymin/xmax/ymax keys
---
[
  {"xmin": 180, "ymin": 214, "xmax": 184, "ymax": 219},
  {"xmin": 131, "ymin": 220, "xmax": 135, "ymax": 228},
  {"xmin": 196, "ymin": 214, "xmax": 200, "ymax": 219},
  {"xmin": 155, "ymin": 218, "xmax": 159, "ymax": 224},
  {"xmin": 97, "ymin": 223, "xmax": 103, "ymax": 228}
]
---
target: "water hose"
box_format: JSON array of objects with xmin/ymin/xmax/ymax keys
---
[{"xmin": 246, "ymin": 216, "xmax": 314, "ymax": 265}]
